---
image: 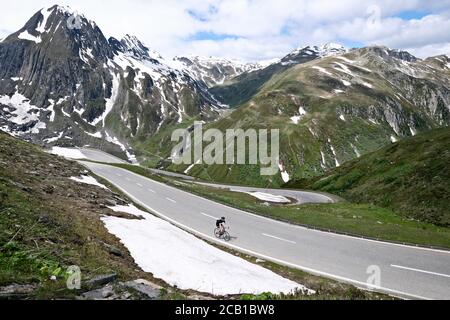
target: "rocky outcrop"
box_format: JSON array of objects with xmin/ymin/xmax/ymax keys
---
[{"xmin": 0, "ymin": 284, "xmax": 37, "ymax": 300}]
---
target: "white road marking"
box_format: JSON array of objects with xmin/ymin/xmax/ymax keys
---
[
  {"xmin": 262, "ymin": 233, "xmax": 296, "ymax": 244},
  {"xmin": 136, "ymin": 183, "xmax": 143, "ymax": 187},
  {"xmin": 125, "ymin": 177, "xmax": 131, "ymax": 181},
  {"xmin": 116, "ymin": 173, "xmax": 122, "ymax": 177},
  {"xmin": 391, "ymin": 264, "xmax": 450, "ymax": 279},
  {"xmin": 200, "ymin": 212, "xmax": 218, "ymax": 220},
  {"xmin": 148, "ymin": 189, "xmax": 156, "ymax": 193},
  {"xmin": 166, "ymin": 197, "xmax": 177, "ymax": 203}
]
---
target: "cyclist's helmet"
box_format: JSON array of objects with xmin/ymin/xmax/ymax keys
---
[{"xmin": 221, "ymin": 217, "xmax": 226, "ymax": 220}]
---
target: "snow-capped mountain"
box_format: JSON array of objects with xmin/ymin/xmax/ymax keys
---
[
  {"xmin": 208, "ymin": 43, "xmax": 344, "ymax": 107},
  {"xmin": 280, "ymin": 43, "xmax": 348, "ymax": 65},
  {"xmin": 174, "ymin": 56, "xmax": 262, "ymax": 87},
  {"xmin": 0, "ymin": 5, "xmax": 223, "ymax": 160}
]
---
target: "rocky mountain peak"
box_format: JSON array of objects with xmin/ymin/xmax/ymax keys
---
[
  {"xmin": 119, "ymin": 34, "xmax": 151, "ymax": 60},
  {"xmin": 281, "ymin": 42, "xmax": 348, "ymax": 65},
  {"xmin": 3, "ymin": 4, "xmax": 113, "ymax": 64},
  {"xmin": 109, "ymin": 34, "xmax": 166, "ymax": 66},
  {"xmin": 319, "ymin": 42, "xmax": 348, "ymax": 56},
  {"xmin": 363, "ymin": 46, "xmax": 418, "ymax": 62}
]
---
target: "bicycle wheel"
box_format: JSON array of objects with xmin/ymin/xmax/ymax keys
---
[
  {"xmin": 222, "ymin": 231, "xmax": 231, "ymax": 242},
  {"xmin": 214, "ymin": 228, "xmax": 221, "ymax": 238}
]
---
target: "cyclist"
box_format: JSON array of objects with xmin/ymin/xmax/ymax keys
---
[{"xmin": 216, "ymin": 217, "xmax": 226, "ymax": 235}]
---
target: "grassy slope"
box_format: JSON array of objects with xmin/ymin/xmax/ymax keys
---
[
  {"xmin": 0, "ymin": 131, "xmax": 188, "ymax": 299},
  {"xmin": 209, "ymin": 63, "xmax": 289, "ymax": 108},
  {"xmin": 285, "ymin": 127, "xmax": 450, "ymax": 227}
]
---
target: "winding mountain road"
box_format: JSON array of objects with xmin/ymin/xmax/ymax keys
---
[
  {"xmin": 191, "ymin": 181, "xmax": 336, "ymax": 204},
  {"xmin": 76, "ymin": 148, "xmax": 334, "ymax": 204},
  {"xmin": 74, "ymin": 149, "xmax": 450, "ymax": 300}
]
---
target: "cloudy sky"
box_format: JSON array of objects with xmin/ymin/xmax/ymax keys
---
[{"xmin": 1, "ymin": 0, "xmax": 450, "ymax": 61}]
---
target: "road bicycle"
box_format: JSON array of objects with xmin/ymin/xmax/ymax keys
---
[{"xmin": 214, "ymin": 226, "xmax": 231, "ymax": 242}]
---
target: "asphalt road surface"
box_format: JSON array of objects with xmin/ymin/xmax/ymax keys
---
[
  {"xmin": 78, "ymin": 148, "xmax": 128, "ymax": 164},
  {"xmin": 80, "ymin": 160, "xmax": 450, "ymax": 300},
  {"xmin": 191, "ymin": 181, "xmax": 335, "ymax": 204}
]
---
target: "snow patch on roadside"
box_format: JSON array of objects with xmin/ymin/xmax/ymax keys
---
[
  {"xmin": 70, "ymin": 175, "xmax": 109, "ymax": 190},
  {"xmin": 50, "ymin": 147, "xmax": 86, "ymax": 159},
  {"xmin": 246, "ymin": 192, "xmax": 290, "ymax": 203},
  {"xmin": 108, "ymin": 204, "xmax": 144, "ymax": 217},
  {"xmin": 102, "ymin": 204, "xmax": 306, "ymax": 295}
]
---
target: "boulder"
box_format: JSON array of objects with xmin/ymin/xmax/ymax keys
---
[{"xmin": 85, "ymin": 273, "xmax": 117, "ymax": 288}]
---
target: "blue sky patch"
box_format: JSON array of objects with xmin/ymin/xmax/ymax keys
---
[
  {"xmin": 397, "ymin": 10, "xmax": 431, "ymax": 20},
  {"xmin": 189, "ymin": 31, "xmax": 240, "ymax": 41},
  {"xmin": 340, "ymin": 40, "xmax": 365, "ymax": 49}
]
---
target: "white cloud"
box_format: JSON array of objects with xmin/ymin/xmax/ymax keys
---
[
  {"xmin": 0, "ymin": 0, "xmax": 449, "ymax": 60},
  {"xmin": 407, "ymin": 43, "xmax": 450, "ymax": 58}
]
